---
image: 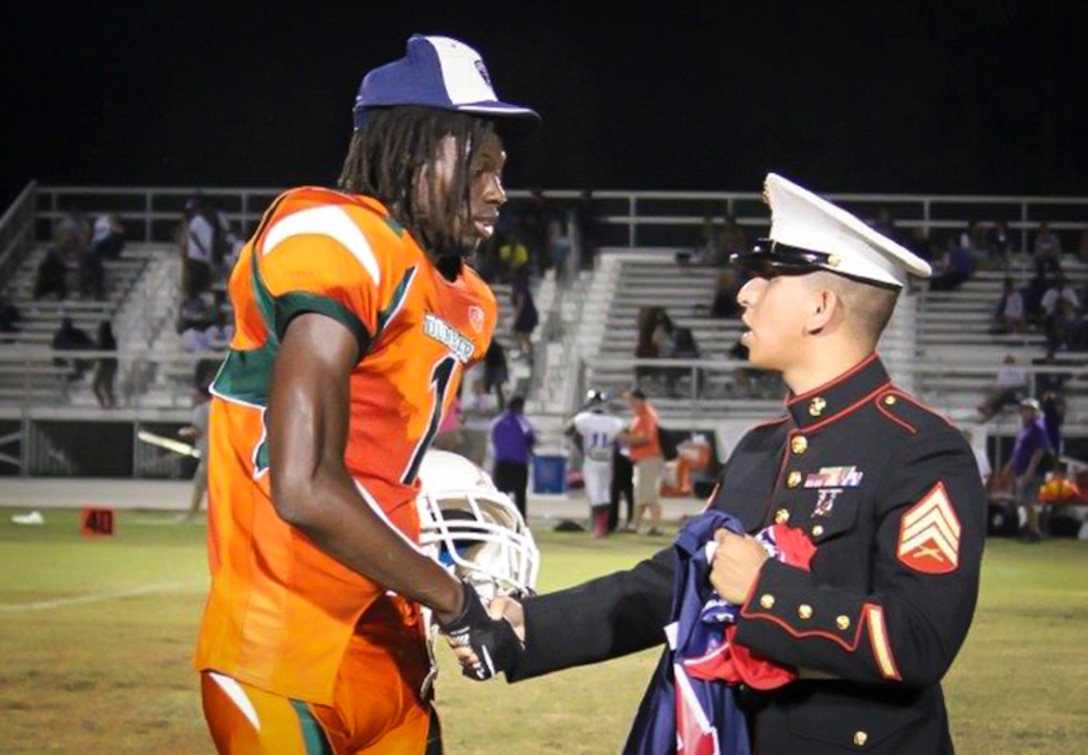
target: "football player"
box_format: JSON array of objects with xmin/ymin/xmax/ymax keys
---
[{"xmin": 193, "ymin": 35, "xmax": 537, "ymax": 754}]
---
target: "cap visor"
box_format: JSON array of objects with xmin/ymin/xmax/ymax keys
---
[{"xmin": 457, "ymin": 102, "xmax": 540, "ymax": 133}]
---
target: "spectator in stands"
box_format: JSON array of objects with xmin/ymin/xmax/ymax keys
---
[
  {"xmin": 79, "ymin": 239, "xmax": 106, "ymax": 300},
  {"xmin": 204, "ymin": 308, "xmax": 234, "ymax": 351},
  {"xmin": 718, "ymin": 211, "xmax": 747, "ymax": 262},
  {"xmin": 1045, "ymin": 299, "xmax": 1084, "ymax": 353},
  {"xmin": 546, "ymin": 217, "xmax": 573, "ymax": 284},
  {"xmin": 33, "ymin": 246, "xmax": 69, "ymax": 300},
  {"xmin": 961, "ymin": 220, "xmax": 989, "ymax": 268},
  {"xmin": 183, "ymin": 195, "xmax": 237, "ymax": 299},
  {"xmin": 482, "ymin": 339, "xmax": 509, "ymax": 411},
  {"xmin": 498, "ymin": 226, "xmax": 530, "ymax": 282},
  {"xmin": 51, "ymin": 316, "xmax": 94, "ymax": 381},
  {"xmin": 92, "ymin": 321, "xmax": 118, "ymax": 408},
  {"xmin": 976, "ymin": 353, "xmax": 1028, "ymax": 421},
  {"xmin": 634, "ymin": 305, "xmax": 660, "ymax": 386},
  {"xmin": 1040, "ymin": 272, "xmax": 1080, "ymax": 324},
  {"xmin": 1021, "ymin": 269, "xmax": 1052, "ymax": 325},
  {"xmin": 987, "ymin": 220, "xmax": 1012, "ymax": 269},
  {"xmin": 651, "ymin": 307, "xmax": 677, "ymax": 361},
  {"xmin": 928, "ymin": 231, "xmax": 976, "ymax": 292},
  {"xmin": 572, "ymin": 189, "xmax": 600, "ymax": 269},
  {"xmin": 1033, "ymin": 221, "xmax": 1062, "ymax": 274},
  {"xmin": 871, "ymin": 206, "xmax": 898, "ymax": 243},
  {"xmin": 1040, "ymin": 390, "xmax": 1065, "ymax": 458},
  {"xmin": 0, "ymin": 294, "xmax": 22, "ymax": 340},
  {"xmin": 709, "ymin": 270, "xmax": 742, "ymax": 319},
  {"xmin": 1034, "ymin": 347, "xmax": 1070, "ymax": 398},
  {"xmin": 1001, "ymin": 397, "xmax": 1051, "ymax": 543},
  {"xmin": 178, "ymin": 293, "xmax": 212, "ymax": 335},
  {"xmin": 689, "ymin": 216, "xmax": 719, "ymax": 266},
  {"xmin": 53, "ymin": 207, "xmax": 90, "ymax": 262},
  {"xmin": 92, "ymin": 212, "xmax": 126, "ymax": 260},
  {"xmin": 510, "ymin": 264, "xmax": 539, "ymax": 363},
  {"xmin": 183, "ymin": 196, "xmax": 214, "ymax": 299},
  {"xmin": 666, "ymin": 325, "xmax": 702, "ymax": 398},
  {"xmin": 991, "ymin": 276, "xmax": 1026, "ymax": 334}
]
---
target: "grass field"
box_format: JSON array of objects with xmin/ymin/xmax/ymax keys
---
[{"xmin": 1, "ymin": 508, "xmax": 1086, "ymax": 754}]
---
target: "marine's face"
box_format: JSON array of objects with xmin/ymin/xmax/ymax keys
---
[
  {"xmin": 736, "ymin": 272, "xmax": 813, "ymax": 371},
  {"xmin": 419, "ymin": 129, "xmax": 507, "ymax": 251}
]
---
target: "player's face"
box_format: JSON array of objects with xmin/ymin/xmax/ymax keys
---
[
  {"xmin": 737, "ymin": 272, "xmax": 812, "ymax": 371},
  {"xmin": 421, "ymin": 130, "xmax": 507, "ymax": 250}
]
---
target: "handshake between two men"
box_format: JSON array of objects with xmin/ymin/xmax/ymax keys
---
[{"xmin": 440, "ymin": 527, "xmax": 769, "ymax": 682}]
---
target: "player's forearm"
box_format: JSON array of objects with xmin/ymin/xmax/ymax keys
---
[{"xmin": 273, "ymin": 465, "xmax": 464, "ymax": 622}]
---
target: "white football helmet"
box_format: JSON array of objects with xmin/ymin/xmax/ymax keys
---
[{"xmin": 416, "ymin": 450, "xmax": 540, "ymax": 602}]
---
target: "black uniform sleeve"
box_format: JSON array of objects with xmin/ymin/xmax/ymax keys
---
[
  {"xmin": 508, "ymin": 546, "xmax": 674, "ymax": 681},
  {"xmin": 733, "ymin": 427, "xmax": 986, "ymax": 687}
]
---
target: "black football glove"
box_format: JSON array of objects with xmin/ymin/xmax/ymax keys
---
[{"xmin": 438, "ymin": 580, "xmax": 523, "ymax": 681}]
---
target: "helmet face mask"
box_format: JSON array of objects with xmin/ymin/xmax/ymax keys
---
[{"xmin": 416, "ymin": 451, "xmax": 539, "ymax": 602}]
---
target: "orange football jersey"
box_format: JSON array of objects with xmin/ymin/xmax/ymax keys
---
[{"xmin": 193, "ymin": 186, "xmax": 497, "ymax": 704}]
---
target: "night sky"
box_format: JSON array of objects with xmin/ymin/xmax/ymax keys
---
[{"xmin": 4, "ymin": 2, "xmax": 1086, "ymax": 209}]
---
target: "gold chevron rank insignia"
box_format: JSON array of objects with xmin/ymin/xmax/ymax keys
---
[{"xmin": 897, "ymin": 482, "xmax": 961, "ymax": 574}]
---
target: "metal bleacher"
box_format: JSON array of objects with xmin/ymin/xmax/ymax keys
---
[{"xmin": 3, "ymin": 182, "xmax": 1088, "ymax": 475}]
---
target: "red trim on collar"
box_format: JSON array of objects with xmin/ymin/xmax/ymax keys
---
[
  {"xmin": 798, "ymin": 381, "xmax": 892, "ymax": 432},
  {"xmin": 787, "ymin": 352, "xmax": 880, "ymax": 406}
]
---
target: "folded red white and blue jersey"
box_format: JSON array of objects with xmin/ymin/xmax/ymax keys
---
[{"xmin": 622, "ymin": 510, "xmax": 816, "ymax": 755}]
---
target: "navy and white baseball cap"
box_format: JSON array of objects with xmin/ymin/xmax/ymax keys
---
[
  {"xmin": 732, "ymin": 173, "xmax": 932, "ymax": 289},
  {"xmin": 353, "ymin": 34, "xmax": 540, "ymax": 130}
]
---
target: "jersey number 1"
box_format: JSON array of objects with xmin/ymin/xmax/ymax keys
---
[{"xmin": 402, "ymin": 355, "xmax": 458, "ymax": 484}]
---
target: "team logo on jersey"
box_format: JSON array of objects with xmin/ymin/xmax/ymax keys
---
[
  {"xmin": 423, "ymin": 313, "xmax": 475, "ymax": 363},
  {"xmin": 804, "ymin": 466, "xmax": 864, "ymax": 489},
  {"xmin": 468, "ymin": 305, "xmax": 485, "ymax": 334},
  {"xmin": 897, "ymin": 482, "xmax": 961, "ymax": 574}
]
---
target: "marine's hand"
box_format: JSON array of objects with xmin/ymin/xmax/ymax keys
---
[
  {"xmin": 438, "ymin": 582, "xmax": 523, "ymax": 681},
  {"xmin": 709, "ymin": 529, "xmax": 769, "ymax": 603}
]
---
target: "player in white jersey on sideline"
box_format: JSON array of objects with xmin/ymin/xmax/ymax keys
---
[{"xmin": 569, "ymin": 390, "xmax": 627, "ymax": 538}]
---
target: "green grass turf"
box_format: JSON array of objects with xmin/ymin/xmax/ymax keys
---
[{"xmin": 0, "ymin": 508, "xmax": 1086, "ymax": 753}]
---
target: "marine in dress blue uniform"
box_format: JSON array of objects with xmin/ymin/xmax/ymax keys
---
[{"xmin": 469, "ymin": 174, "xmax": 987, "ymax": 755}]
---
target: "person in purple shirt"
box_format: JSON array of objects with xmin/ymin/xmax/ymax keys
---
[
  {"xmin": 489, "ymin": 394, "xmax": 536, "ymax": 517},
  {"xmin": 1001, "ymin": 398, "xmax": 1052, "ymax": 543}
]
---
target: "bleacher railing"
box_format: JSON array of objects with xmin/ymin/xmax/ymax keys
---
[
  {"xmin": 0, "ymin": 349, "xmax": 222, "ymax": 410},
  {"xmin": 0, "ymin": 181, "xmax": 37, "ymax": 288},
  {"xmin": 29, "ymin": 186, "xmax": 1088, "ymax": 255},
  {"xmin": 578, "ymin": 354, "xmax": 1088, "ymax": 420}
]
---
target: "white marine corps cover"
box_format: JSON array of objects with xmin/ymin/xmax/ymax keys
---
[{"xmin": 416, "ymin": 450, "xmax": 539, "ymax": 602}]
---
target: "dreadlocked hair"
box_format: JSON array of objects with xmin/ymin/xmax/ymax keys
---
[{"xmin": 338, "ymin": 106, "xmax": 495, "ymax": 254}]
